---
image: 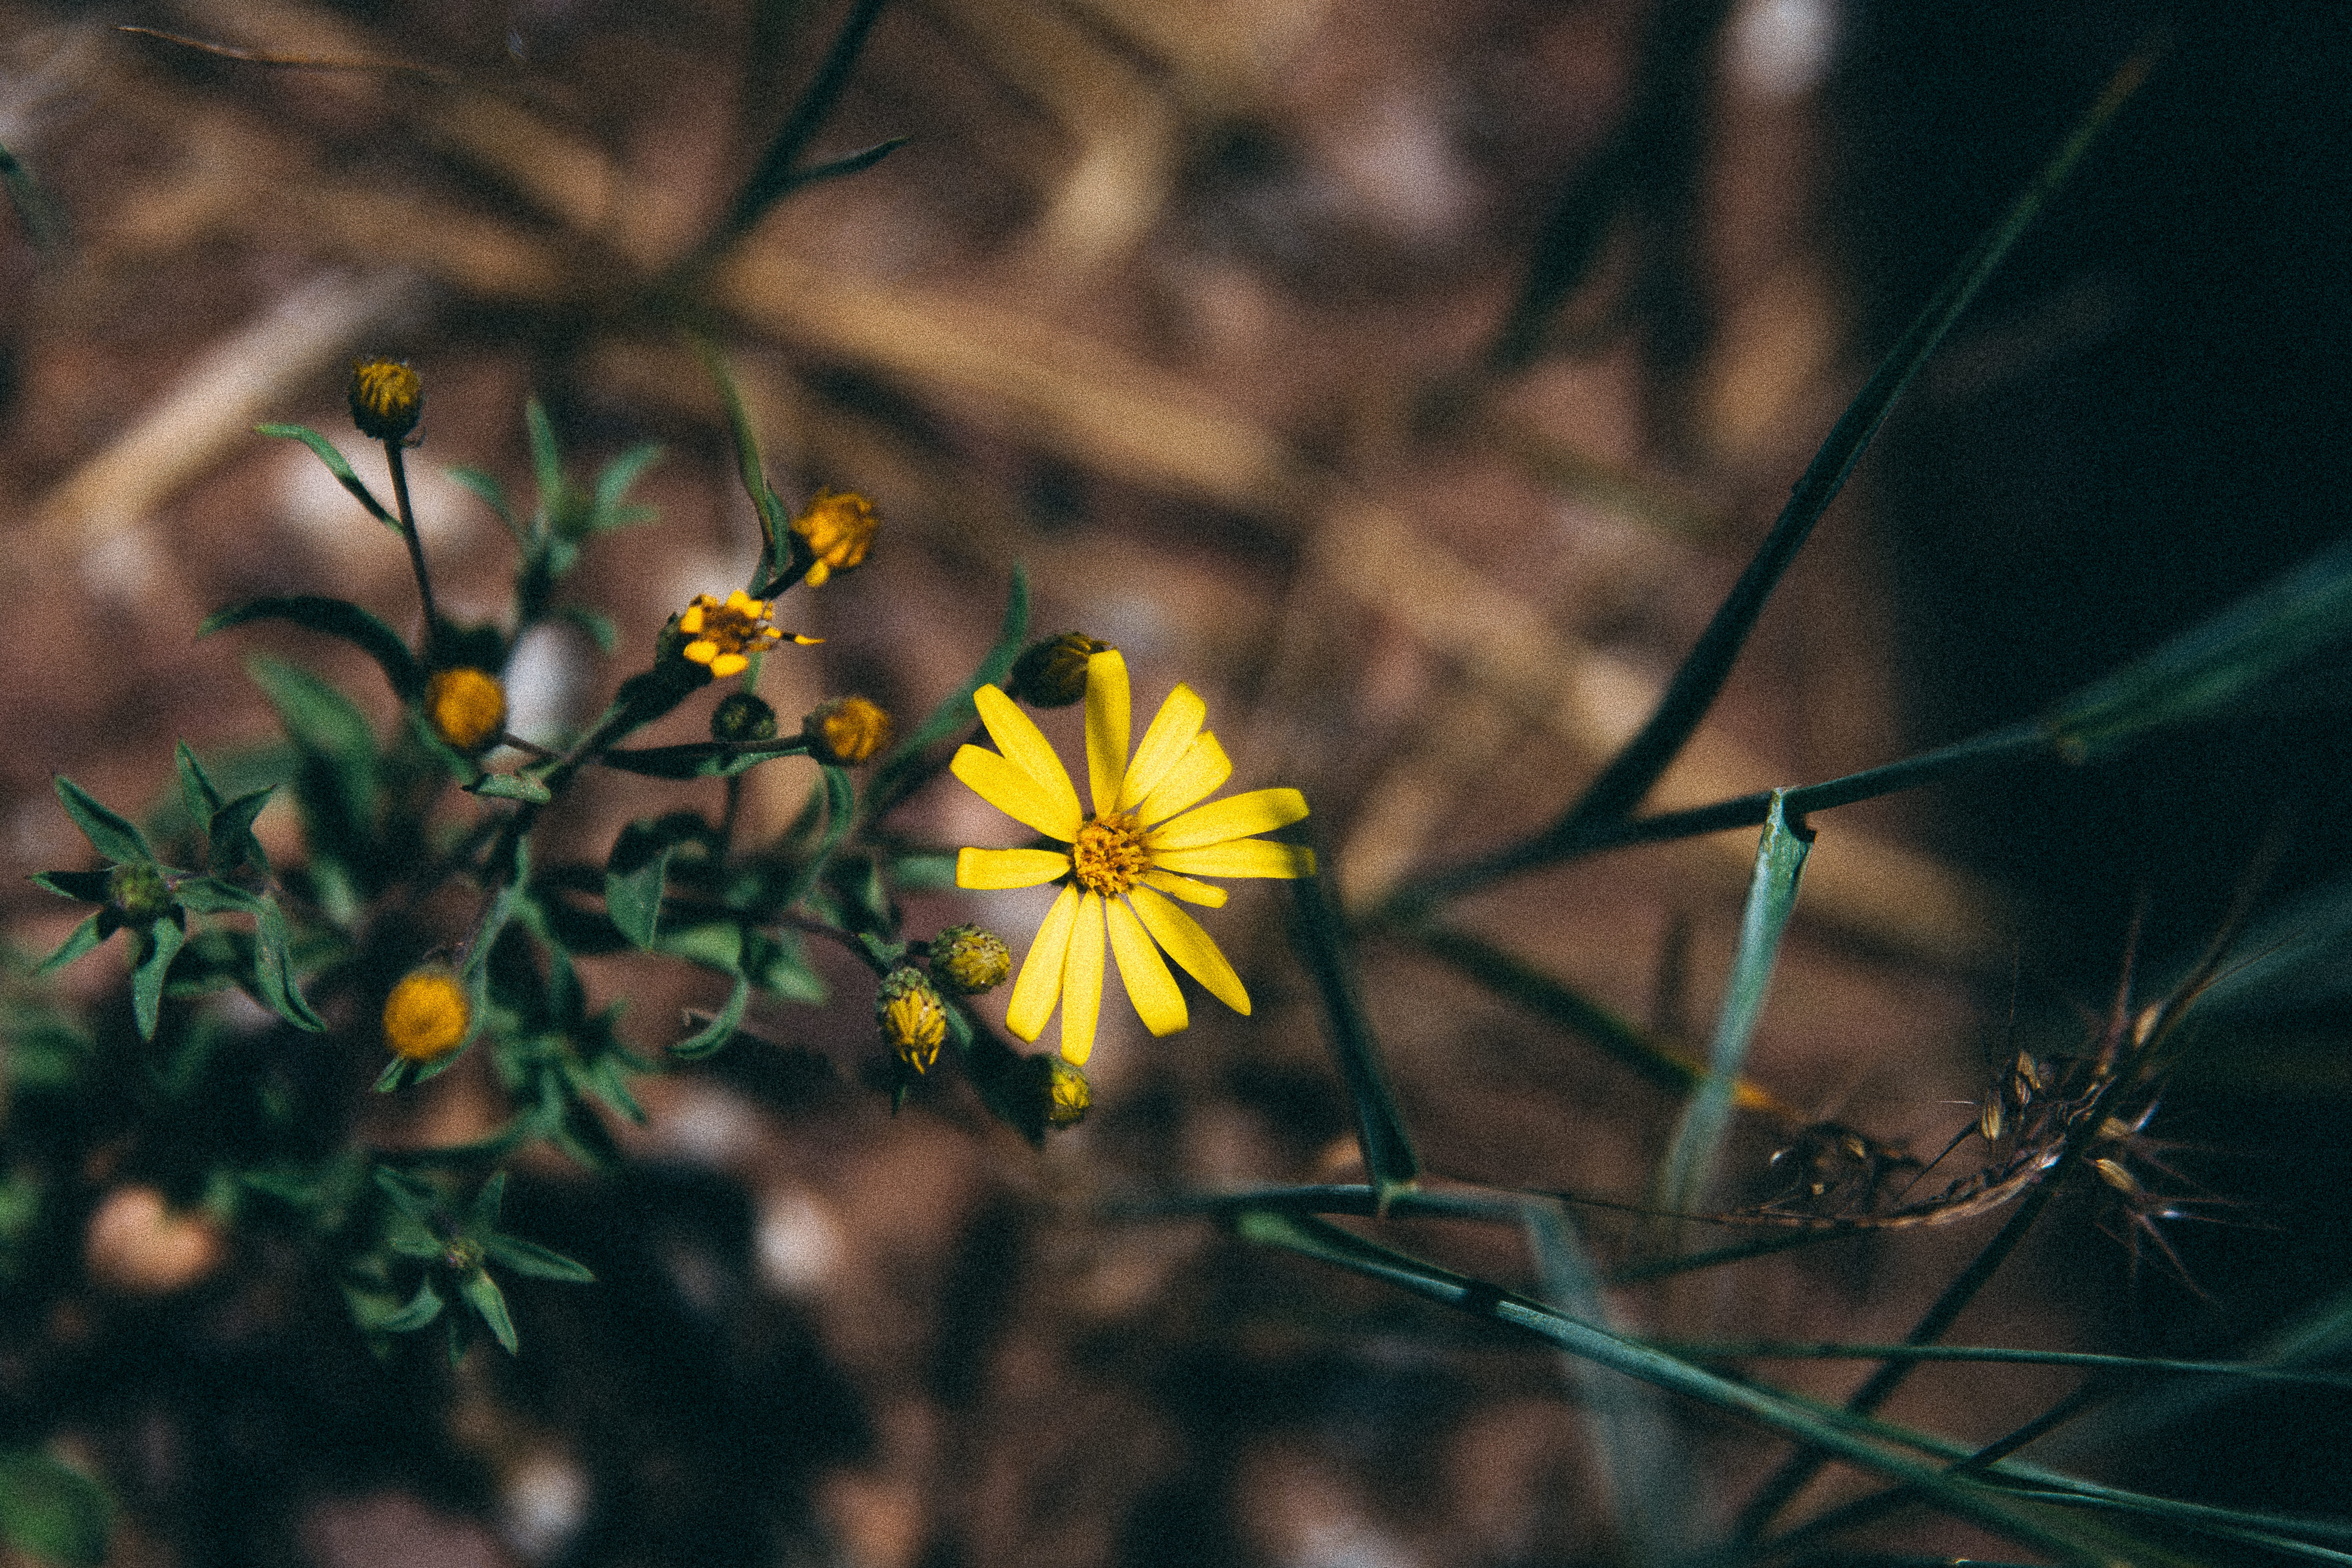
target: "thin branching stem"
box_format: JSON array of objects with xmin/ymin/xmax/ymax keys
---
[{"xmin": 384, "ymin": 440, "xmax": 441, "ymax": 658}]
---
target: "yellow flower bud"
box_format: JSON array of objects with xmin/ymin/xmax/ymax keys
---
[
  {"xmin": 876, "ymin": 967, "xmax": 947, "ymax": 1074},
  {"xmin": 803, "ymin": 696, "xmax": 894, "ymax": 766},
  {"xmin": 791, "ymin": 490, "xmax": 878, "ymax": 587},
  {"xmin": 383, "ymin": 967, "xmax": 470, "ymax": 1061},
  {"xmin": 424, "ymin": 668, "xmax": 507, "ymax": 753},
  {"xmin": 1006, "ymin": 633, "xmax": 1111, "ymax": 708},
  {"xmin": 348, "ymin": 357, "xmax": 422, "ymax": 441},
  {"xmin": 930, "ymin": 924, "xmax": 1010, "ymax": 995},
  {"xmin": 1043, "ymin": 1057, "xmax": 1089, "ymax": 1128}
]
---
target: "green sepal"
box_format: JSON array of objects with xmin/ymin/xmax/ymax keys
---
[
  {"xmin": 469, "ymin": 1170, "xmax": 508, "ymax": 1230},
  {"xmin": 0, "ymin": 1446, "xmax": 114, "ymax": 1568},
  {"xmin": 30, "ymin": 871, "xmax": 111, "ymax": 904},
  {"xmin": 130, "ymin": 916, "xmax": 189, "ymax": 1041},
  {"xmin": 606, "ymin": 815, "xmax": 707, "ymax": 949},
  {"xmin": 372, "ymin": 1166, "xmax": 441, "ymax": 1225},
  {"xmin": 470, "ymin": 772, "xmax": 553, "ymax": 805},
  {"xmin": 459, "ymin": 1269, "xmax": 519, "ymax": 1354},
  {"xmin": 373, "ymin": 1057, "xmax": 417, "ymax": 1094},
  {"xmin": 51, "ymin": 776, "xmax": 150, "ymax": 864},
  {"xmin": 35, "ymin": 913, "xmax": 107, "ymax": 973},
  {"xmin": 201, "ymin": 597, "xmax": 424, "ymax": 701},
  {"xmin": 482, "ymin": 1233, "xmax": 594, "ymax": 1283},
  {"xmin": 254, "ymin": 423, "xmax": 400, "ymax": 533}
]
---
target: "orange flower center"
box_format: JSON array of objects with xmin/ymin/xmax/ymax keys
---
[{"xmin": 1072, "ymin": 811, "xmax": 1149, "ymax": 896}]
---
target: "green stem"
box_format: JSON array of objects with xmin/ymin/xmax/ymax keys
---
[{"xmin": 384, "ymin": 439, "xmax": 441, "ymax": 659}]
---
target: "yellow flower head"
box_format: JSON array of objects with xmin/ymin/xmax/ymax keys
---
[
  {"xmin": 348, "ymin": 357, "xmax": 422, "ymax": 441},
  {"xmin": 877, "ymin": 967, "xmax": 947, "ymax": 1073},
  {"xmin": 791, "ymin": 490, "xmax": 878, "ymax": 587},
  {"xmin": 930, "ymin": 924, "xmax": 1011, "ymax": 995},
  {"xmin": 802, "ymin": 695, "xmax": 894, "ymax": 766},
  {"xmin": 383, "ymin": 967, "xmax": 470, "ymax": 1061},
  {"xmin": 424, "ymin": 667, "xmax": 507, "ymax": 753},
  {"xmin": 677, "ymin": 590, "xmax": 814, "ymax": 678},
  {"xmin": 952, "ymin": 649, "xmax": 1315, "ymax": 1063}
]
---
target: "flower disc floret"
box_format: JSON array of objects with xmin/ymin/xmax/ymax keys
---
[
  {"xmin": 383, "ymin": 967, "xmax": 470, "ymax": 1061},
  {"xmin": 791, "ymin": 490, "xmax": 878, "ymax": 586},
  {"xmin": 424, "ymin": 668, "xmax": 507, "ymax": 753},
  {"xmin": 678, "ymin": 590, "xmax": 804, "ymax": 678},
  {"xmin": 951, "ymin": 649, "xmax": 1316, "ymax": 1064}
]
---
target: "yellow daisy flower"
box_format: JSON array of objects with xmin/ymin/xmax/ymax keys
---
[{"xmin": 952, "ymin": 649, "xmax": 1315, "ymax": 1063}]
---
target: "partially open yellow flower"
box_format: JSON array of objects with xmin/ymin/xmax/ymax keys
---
[
  {"xmin": 791, "ymin": 490, "xmax": 878, "ymax": 587},
  {"xmin": 348, "ymin": 357, "xmax": 422, "ymax": 440},
  {"xmin": 677, "ymin": 590, "xmax": 814, "ymax": 678},
  {"xmin": 803, "ymin": 695, "xmax": 893, "ymax": 765},
  {"xmin": 383, "ymin": 967, "xmax": 470, "ymax": 1061},
  {"xmin": 877, "ymin": 968, "xmax": 947, "ymax": 1073},
  {"xmin": 424, "ymin": 667, "xmax": 507, "ymax": 753},
  {"xmin": 953, "ymin": 649, "xmax": 1314, "ymax": 1063}
]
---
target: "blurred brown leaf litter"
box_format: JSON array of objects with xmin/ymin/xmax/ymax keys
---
[{"xmin": 3, "ymin": 2, "xmax": 2350, "ymax": 1566}]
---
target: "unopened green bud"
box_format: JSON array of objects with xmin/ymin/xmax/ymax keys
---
[
  {"xmin": 876, "ymin": 967, "xmax": 947, "ymax": 1074},
  {"xmin": 105, "ymin": 862, "xmax": 173, "ymax": 927},
  {"xmin": 711, "ymin": 691, "xmax": 779, "ymax": 743},
  {"xmin": 1006, "ymin": 633, "xmax": 1111, "ymax": 708},
  {"xmin": 929, "ymin": 924, "xmax": 1011, "ymax": 995}
]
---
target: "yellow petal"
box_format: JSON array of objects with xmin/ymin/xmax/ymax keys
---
[
  {"xmin": 709, "ymin": 653, "xmax": 748, "ymax": 678},
  {"xmin": 1107, "ymin": 896, "xmax": 1188, "ymax": 1036},
  {"xmin": 1140, "ymin": 868, "xmax": 1228, "ymax": 908},
  {"xmin": 1126, "ymin": 884, "xmax": 1249, "ymax": 1015},
  {"xmin": 1118, "ymin": 683, "xmax": 1206, "ymax": 813},
  {"xmin": 804, "ymin": 561, "xmax": 832, "ymax": 587},
  {"xmin": 1150, "ymin": 839, "xmax": 1318, "ymax": 880},
  {"xmin": 1146, "ymin": 788, "xmax": 1310, "ymax": 852},
  {"xmin": 1136, "ymin": 732, "xmax": 1232, "ymax": 825},
  {"xmin": 973, "ymin": 685, "xmax": 1083, "ymax": 829},
  {"xmin": 1085, "ymin": 650, "xmax": 1131, "ymax": 817},
  {"xmin": 950, "ymin": 745, "xmax": 1083, "ymax": 841},
  {"xmin": 1005, "ymin": 884, "xmax": 1080, "ymax": 1041},
  {"xmin": 1059, "ymin": 892, "xmax": 1107, "ymax": 1063},
  {"xmin": 956, "ymin": 847, "xmax": 1074, "ymax": 889}
]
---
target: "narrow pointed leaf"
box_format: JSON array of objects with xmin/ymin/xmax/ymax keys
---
[
  {"xmin": 52, "ymin": 777, "xmax": 150, "ymax": 864},
  {"xmin": 459, "ymin": 1269, "xmax": 519, "ymax": 1354},
  {"xmin": 36, "ymin": 913, "xmax": 107, "ymax": 973},
  {"xmin": 482, "ymin": 1234, "xmax": 595, "ymax": 1283},
  {"xmin": 254, "ymin": 424, "xmax": 399, "ymax": 532},
  {"xmin": 445, "ymin": 465, "xmax": 522, "ymax": 544},
  {"xmin": 0, "ymin": 1447, "xmax": 113, "ymax": 1568},
  {"xmin": 470, "ymin": 772, "xmax": 553, "ymax": 804},
  {"xmin": 671, "ymin": 970, "xmax": 751, "ymax": 1060},
  {"xmin": 1656, "ymin": 791, "xmax": 1812, "ymax": 1222},
  {"xmin": 131, "ymin": 919, "xmax": 188, "ymax": 1040},
  {"xmin": 1288, "ymin": 868, "xmax": 1419, "ymax": 1206},
  {"xmin": 201, "ymin": 597, "xmax": 424, "ymax": 700},
  {"xmin": 606, "ymin": 818, "xmax": 691, "ymax": 949},
  {"xmin": 175, "ymin": 742, "xmax": 223, "ymax": 839},
  {"xmin": 30, "ymin": 871, "xmax": 111, "ymax": 904}
]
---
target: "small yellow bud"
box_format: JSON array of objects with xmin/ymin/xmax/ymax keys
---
[
  {"xmin": 105, "ymin": 861, "xmax": 174, "ymax": 926},
  {"xmin": 791, "ymin": 490, "xmax": 878, "ymax": 587},
  {"xmin": 1043, "ymin": 1057, "xmax": 1090, "ymax": 1128},
  {"xmin": 711, "ymin": 691, "xmax": 779, "ymax": 743},
  {"xmin": 876, "ymin": 967, "xmax": 947, "ymax": 1073},
  {"xmin": 424, "ymin": 668, "xmax": 508, "ymax": 753},
  {"xmin": 348, "ymin": 357, "xmax": 423, "ymax": 441},
  {"xmin": 383, "ymin": 967, "xmax": 470, "ymax": 1061},
  {"xmin": 1007, "ymin": 633, "xmax": 1112, "ymax": 708},
  {"xmin": 930, "ymin": 924, "xmax": 1010, "ymax": 995},
  {"xmin": 803, "ymin": 696, "xmax": 894, "ymax": 766}
]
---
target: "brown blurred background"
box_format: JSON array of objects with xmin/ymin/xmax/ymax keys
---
[{"xmin": 3, "ymin": 1, "xmax": 2348, "ymax": 1564}]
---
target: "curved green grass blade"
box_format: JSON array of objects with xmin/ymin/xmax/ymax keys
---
[
  {"xmin": 1290, "ymin": 870, "xmax": 1419, "ymax": 1207},
  {"xmin": 1655, "ymin": 792, "xmax": 1811, "ymax": 1223}
]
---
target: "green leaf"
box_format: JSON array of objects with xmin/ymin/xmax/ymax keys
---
[
  {"xmin": 658, "ymin": 921, "xmax": 743, "ymax": 973},
  {"xmin": 51, "ymin": 776, "xmax": 150, "ymax": 864},
  {"xmin": 690, "ymin": 337, "xmax": 790, "ymax": 575},
  {"xmin": 36, "ymin": 914, "xmax": 106, "ymax": 973},
  {"xmin": 201, "ymin": 597, "xmax": 424, "ymax": 701},
  {"xmin": 672, "ymin": 970, "xmax": 751, "ymax": 1060},
  {"xmin": 605, "ymin": 818, "xmax": 693, "ymax": 949},
  {"xmin": 482, "ymin": 1233, "xmax": 595, "ymax": 1283},
  {"xmin": 776, "ymin": 136, "xmax": 908, "ymax": 196},
  {"xmin": 445, "ymin": 465, "xmax": 525, "ymax": 547},
  {"xmin": 247, "ymin": 655, "xmax": 379, "ymax": 839},
  {"xmin": 596, "ymin": 738, "xmax": 810, "ymax": 779},
  {"xmin": 207, "ymin": 788, "xmax": 275, "ymax": 880},
  {"xmin": 372, "ymin": 1279, "xmax": 447, "ymax": 1334},
  {"xmin": 254, "ymin": 424, "xmax": 399, "ymax": 533},
  {"xmin": 1288, "ymin": 868, "xmax": 1419, "ymax": 1208},
  {"xmin": 0, "ymin": 1447, "xmax": 114, "ymax": 1568},
  {"xmin": 586, "ymin": 443, "xmax": 663, "ymax": 533},
  {"xmin": 175, "ymin": 742, "xmax": 224, "ymax": 840},
  {"xmin": 29, "ymin": 871, "xmax": 111, "ymax": 904},
  {"xmin": 459, "ymin": 1269, "xmax": 519, "ymax": 1354},
  {"xmin": 553, "ymin": 604, "xmax": 618, "ymax": 654},
  {"xmin": 1655, "ymin": 791, "xmax": 1812, "ymax": 1223},
  {"xmin": 715, "ymin": 0, "xmax": 892, "ymax": 243},
  {"xmin": 176, "ymin": 880, "xmax": 324, "ymax": 1032},
  {"xmin": 460, "ymin": 842, "xmax": 530, "ymax": 988},
  {"xmin": 470, "ymin": 772, "xmax": 553, "ymax": 804},
  {"xmin": 746, "ymin": 929, "xmax": 827, "ymax": 1003},
  {"xmin": 525, "ymin": 398, "xmax": 564, "ymax": 515},
  {"xmin": 130, "ymin": 918, "xmax": 188, "ymax": 1041}
]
